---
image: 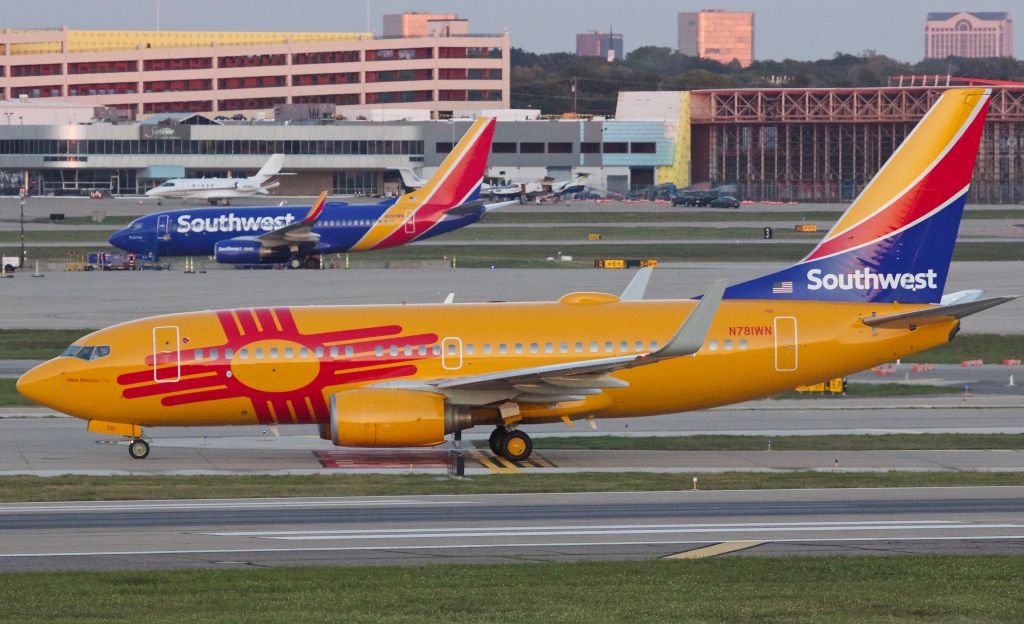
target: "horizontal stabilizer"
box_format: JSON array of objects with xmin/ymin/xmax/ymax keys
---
[{"xmin": 862, "ymin": 296, "xmax": 1017, "ymax": 329}]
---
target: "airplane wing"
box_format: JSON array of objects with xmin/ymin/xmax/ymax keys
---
[
  {"xmin": 255, "ymin": 191, "xmax": 327, "ymax": 246},
  {"xmin": 379, "ymin": 280, "xmax": 727, "ymax": 405}
]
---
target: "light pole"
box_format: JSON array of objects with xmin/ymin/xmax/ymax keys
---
[{"xmin": 19, "ymin": 192, "xmax": 26, "ymax": 270}]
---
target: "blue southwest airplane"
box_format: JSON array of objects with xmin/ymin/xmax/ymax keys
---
[{"xmin": 109, "ymin": 117, "xmax": 504, "ymax": 269}]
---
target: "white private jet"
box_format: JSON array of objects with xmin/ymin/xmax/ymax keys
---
[{"xmin": 146, "ymin": 154, "xmax": 285, "ymax": 204}]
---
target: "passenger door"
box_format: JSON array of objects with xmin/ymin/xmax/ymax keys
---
[
  {"xmin": 152, "ymin": 325, "xmax": 181, "ymax": 383},
  {"xmin": 156, "ymin": 214, "xmax": 171, "ymax": 240},
  {"xmin": 441, "ymin": 337, "xmax": 462, "ymax": 371},
  {"xmin": 773, "ymin": 316, "xmax": 798, "ymax": 371}
]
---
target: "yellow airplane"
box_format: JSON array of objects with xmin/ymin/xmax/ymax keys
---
[{"xmin": 17, "ymin": 88, "xmax": 1015, "ymax": 461}]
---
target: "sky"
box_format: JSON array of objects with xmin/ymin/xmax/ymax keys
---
[{"xmin": 2, "ymin": 0, "xmax": 1019, "ymax": 62}]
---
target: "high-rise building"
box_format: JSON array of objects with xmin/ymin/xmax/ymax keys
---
[
  {"xmin": 382, "ymin": 12, "xmax": 468, "ymax": 38},
  {"xmin": 925, "ymin": 12, "xmax": 1013, "ymax": 58},
  {"xmin": 677, "ymin": 10, "xmax": 754, "ymax": 67},
  {"xmin": 0, "ymin": 27, "xmax": 509, "ymax": 118},
  {"xmin": 576, "ymin": 31, "xmax": 624, "ymax": 60}
]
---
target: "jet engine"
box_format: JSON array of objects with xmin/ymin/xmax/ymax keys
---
[
  {"xmin": 213, "ymin": 238, "xmax": 289, "ymax": 264},
  {"xmin": 327, "ymin": 388, "xmax": 471, "ymax": 447}
]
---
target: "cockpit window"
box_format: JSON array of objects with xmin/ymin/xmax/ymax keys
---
[
  {"xmin": 130, "ymin": 221, "xmax": 144, "ymax": 231},
  {"xmin": 60, "ymin": 345, "xmax": 111, "ymax": 360},
  {"xmin": 160, "ymin": 181, "xmax": 176, "ymax": 187}
]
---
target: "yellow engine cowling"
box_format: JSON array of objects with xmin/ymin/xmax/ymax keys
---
[{"xmin": 329, "ymin": 388, "xmax": 471, "ymax": 447}]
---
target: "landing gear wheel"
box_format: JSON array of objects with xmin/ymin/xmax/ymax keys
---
[
  {"xmin": 488, "ymin": 427, "xmax": 507, "ymax": 455},
  {"xmin": 304, "ymin": 257, "xmax": 320, "ymax": 270},
  {"xmin": 288, "ymin": 257, "xmax": 303, "ymax": 270},
  {"xmin": 500, "ymin": 430, "xmax": 532, "ymax": 462},
  {"xmin": 128, "ymin": 438, "xmax": 150, "ymax": 459}
]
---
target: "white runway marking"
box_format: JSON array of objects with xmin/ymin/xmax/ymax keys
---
[{"xmin": 3, "ymin": 535, "xmax": 1024, "ymax": 559}]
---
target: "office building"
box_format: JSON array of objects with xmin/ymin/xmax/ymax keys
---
[
  {"xmin": 576, "ymin": 31, "xmax": 624, "ymax": 60},
  {"xmin": 677, "ymin": 10, "xmax": 753, "ymax": 67},
  {"xmin": 925, "ymin": 12, "xmax": 1013, "ymax": 58}
]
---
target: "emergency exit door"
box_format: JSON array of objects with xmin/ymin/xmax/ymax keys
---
[
  {"xmin": 152, "ymin": 325, "xmax": 180, "ymax": 383},
  {"xmin": 774, "ymin": 316, "xmax": 798, "ymax": 371}
]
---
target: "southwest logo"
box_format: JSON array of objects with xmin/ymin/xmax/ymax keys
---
[
  {"xmin": 807, "ymin": 268, "xmax": 939, "ymax": 292},
  {"xmin": 176, "ymin": 213, "xmax": 297, "ymax": 234}
]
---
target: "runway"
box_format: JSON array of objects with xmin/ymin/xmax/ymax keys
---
[{"xmin": 0, "ymin": 487, "xmax": 1021, "ymax": 571}]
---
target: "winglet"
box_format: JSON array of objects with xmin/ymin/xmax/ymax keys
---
[
  {"xmin": 654, "ymin": 279, "xmax": 728, "ymax": 358},
  {"xmin": 620, "ymin": 267, "xmax": 653, "ymax": 301},
  {"xmin": 304, "ymin": 191, "xmax": 328, "ymax": 223}
]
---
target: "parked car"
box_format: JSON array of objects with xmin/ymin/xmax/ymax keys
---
[
  {"xmin": 671, "ymin": 190, "xmax": 719, "ymax": 207},
  {"xmin": 708, "ymin": 195, "xmax": 741, "ymax": 209}
]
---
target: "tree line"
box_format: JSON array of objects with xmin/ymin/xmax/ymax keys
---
[{"xmin": 511, "ymin": 46, "xmax": 1024, "ymax": 115}]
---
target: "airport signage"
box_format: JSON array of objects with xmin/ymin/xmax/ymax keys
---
[{"xmin": 140, "ymin": 125, "xmax": 191, "ymax": 141}]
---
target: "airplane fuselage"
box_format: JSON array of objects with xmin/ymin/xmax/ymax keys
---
[
  {"xmin": 110, "ymin": 202, "xmax": 484, "ymax": 259},
  {"xmin": 24, "ymin": 298, "xmax": 955, "ymax": 428}
]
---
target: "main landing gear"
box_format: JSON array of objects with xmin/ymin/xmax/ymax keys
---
[
  {"xmin": 288, "ymin": 256, "xmax": 321, "ymax": 270},
  {"xmin": 488, "ymin": 427, "xmax": 533, "ymax": 462},
  {"xmin": 128, "ymin": 438, "xmax": 150, "ymax": 459}
]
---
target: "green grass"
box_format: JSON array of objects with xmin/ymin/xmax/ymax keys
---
[
  {"xmin": 0, "ymin": 378, "xmax": 34, "ymax": 406},
  {"xmin": 912, "ymin": 333, "xmax": 1024, "ymax": 363},
  {"xmin": 2, "ymin": 556, "xmax": 1023, "ymax": 623},
  {"xmin": 28, "ymin": 216, "xmax": 134, "ymax": 226},
  {"xmin": 0, "ymin": 328, "xmax": 95, "ymax": 359},
  {"xmin": 0, "ymin": 472, "xmax": 1022, "ymax": 503},
  {"xmin": 513, "ymin": 433, "xmax": 1024, "ymax": 452}
]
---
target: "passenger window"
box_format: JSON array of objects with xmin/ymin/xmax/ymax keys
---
[
  {"xmin": 724, "ymin": 339, "xmax": 733, "ymax": 351},
  {"xmin": 575, "ymin": 342, "xmax": 583, "ymax": 353},
  {"xmin": 329, "ymin": 346, "xmax": 339, "ymax": 358},
  {"xmin": 315, "ymin": 346, "xmax": 324, "ymax": 358},
  {"xmin": 344, "ymin": 346, "xmax": 354, "ymax": 357},
  {"xmin": 604, "ymin": 341, "xmax": 613, "ymax": 353},
  {"xmin": 545, "ymin": 342, "xmax": 554, "ymax": 354},
  {"xmin": 418, "ymin": 345, "xmax": 427, "ymax": 356},
  {"xmin": 635, "ymin": 340, "xmax": 644, "ymax": 352},
  {"xmin": 269, "ymin": 347, "xmax": 278, "ymax": 359},
  {"xmin": 649, "ymin": 340, "xmax": 659, "ymax": 350},
  {"xmin": 285, "ymin": 347, "xmax": 294, "ymax": 359},
  {"xmin": 514, "ymin": 343, "xmax": 523, "ymax": 354},
  {"xmin": 255, "ymin": 348, "xmax": 264, "ymax": 360},
  {"xmin": 225, "ymin": 348, "xmax": 234, "ymax": 359},
  {"xmin": 447, "ymin": 343, "xmax": 457, "ymax": 356},
  {"xmin": 300, "ymin": 347, "xmax": 310, "ymax": 358},
  {"xmin": 209, "ymin": 348, "xmax": 219, "ymax": 360},
  {"xmin": 432, "ymin": 345, "xmax": 441, "ymax": 356},
  {"xmin": 620, "ymin": 341, "xmax": 629, "ymax": 352},
  {"xmin": 590, "ymin": 341, "xmax": 598, "ymax": 353},
  {"xmin": 739, "ymin": 339, "xmax": 749, "ymax": 350},
  {"xmin": 483, "ymin": 344, "xmax": 492, "ymax": 355},
  {"xmin": 560, "ymin": 342, "xmax": 568, "ymax": 354},
  {"xmin": 389, "ymin": 345, "xmax": 398, "ymax": 357},
  {"xmin": 239, "ymin": 348, "xmax": 249, "ymax": 360},
  {"xmin": 709, "ymin": 340, "xmax": 718, "ymax": 351},
  {"xmin": 375, "ymin": 346, "xmax": 384, "ymax": 357},
  {"xmin": 529, "ymin": 343, "xmax": 538, "ymax": 354},
  {"xmin": 404, "ymin": 345, "xmax": 412, "ymax": 356},
  {"xmin": 499, "ymin": 344, "xmax": 508, "ymax": 355},
  {"xmin": 465, "ymin": 344, "xmax": 475, "ymax": 355},
  {"xmin": 195, "ymin": 348, "xmax": 204, "ymax": 361}
]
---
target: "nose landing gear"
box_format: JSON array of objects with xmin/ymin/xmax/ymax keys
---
[{"xmin": 128, "ymin": 438, "xmax": 150, "ymax": 459}]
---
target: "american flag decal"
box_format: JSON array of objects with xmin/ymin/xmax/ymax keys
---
[{"xmin": 772, "ymin": 281, "xmax": 793, "ymax": 294}]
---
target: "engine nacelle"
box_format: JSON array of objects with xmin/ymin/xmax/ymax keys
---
[
  {"xmin": 213, "ymin": 238, "xmax": 288, "ymax": 264},
  {"xmin": 329, "ymin": 388, "xmax": 470, "ymax": 447}
]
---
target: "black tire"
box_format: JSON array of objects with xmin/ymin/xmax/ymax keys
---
[
  {"xmin": 304, "ymin": 257, "xmax": 320, "ymax": 270},
  {"xmin": 500, "ymin": 430, "xmax": 532, "ymax": 462},
  {"xmin": 3, "ymin": 264, "xmax": 14, "ymax": 273},
  {"xmin": 128, "ymin": 439, "xmax": 150, "ymax": 459},
  {"xmin": 288, "ymin": 257, "xmax": 303, "ymax": 270},
  {"xmin": 488, "ymin": 427, "xmax": 506, "ymax": 455}
]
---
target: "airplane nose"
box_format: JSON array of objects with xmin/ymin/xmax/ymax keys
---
[
  {"xmin": 108, "ymin": 229, "xmax": 127, "ymax": 250},
  {"xmin": 16, "ymin": 361, "xmax": 59, "ymax": 407}
]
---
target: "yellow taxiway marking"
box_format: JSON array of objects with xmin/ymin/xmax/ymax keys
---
[
  {"xmin": 469, "ymin": 450, "xmax": 521, "ymax": 474},
  {"xmin": 664, "ymin": 541, "xmax": 764, "ymax": 559}
]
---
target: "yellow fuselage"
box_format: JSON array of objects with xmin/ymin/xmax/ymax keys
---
[{"xmin": 20, "ymin": 296, "xmax": 955, "ymax": 430}]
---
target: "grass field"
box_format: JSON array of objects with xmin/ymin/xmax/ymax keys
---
[
  {"xmin": 0, "ymin": 229, "xmax": 118, "ymax": 243},
  {"xmin": 1, "ymin": 556, "xmax": 1022, "ymax": 623},
  {"xmin": 512, "ymin": 433, "xmax": 1024, "ymax": 452},
  {"xmin": 0, "ymin": 471, "xmax": 1021, "ymax": 503},
  {"xmin": 0, "ymin": 378, "xmax": 34, "ymax": 406}
]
